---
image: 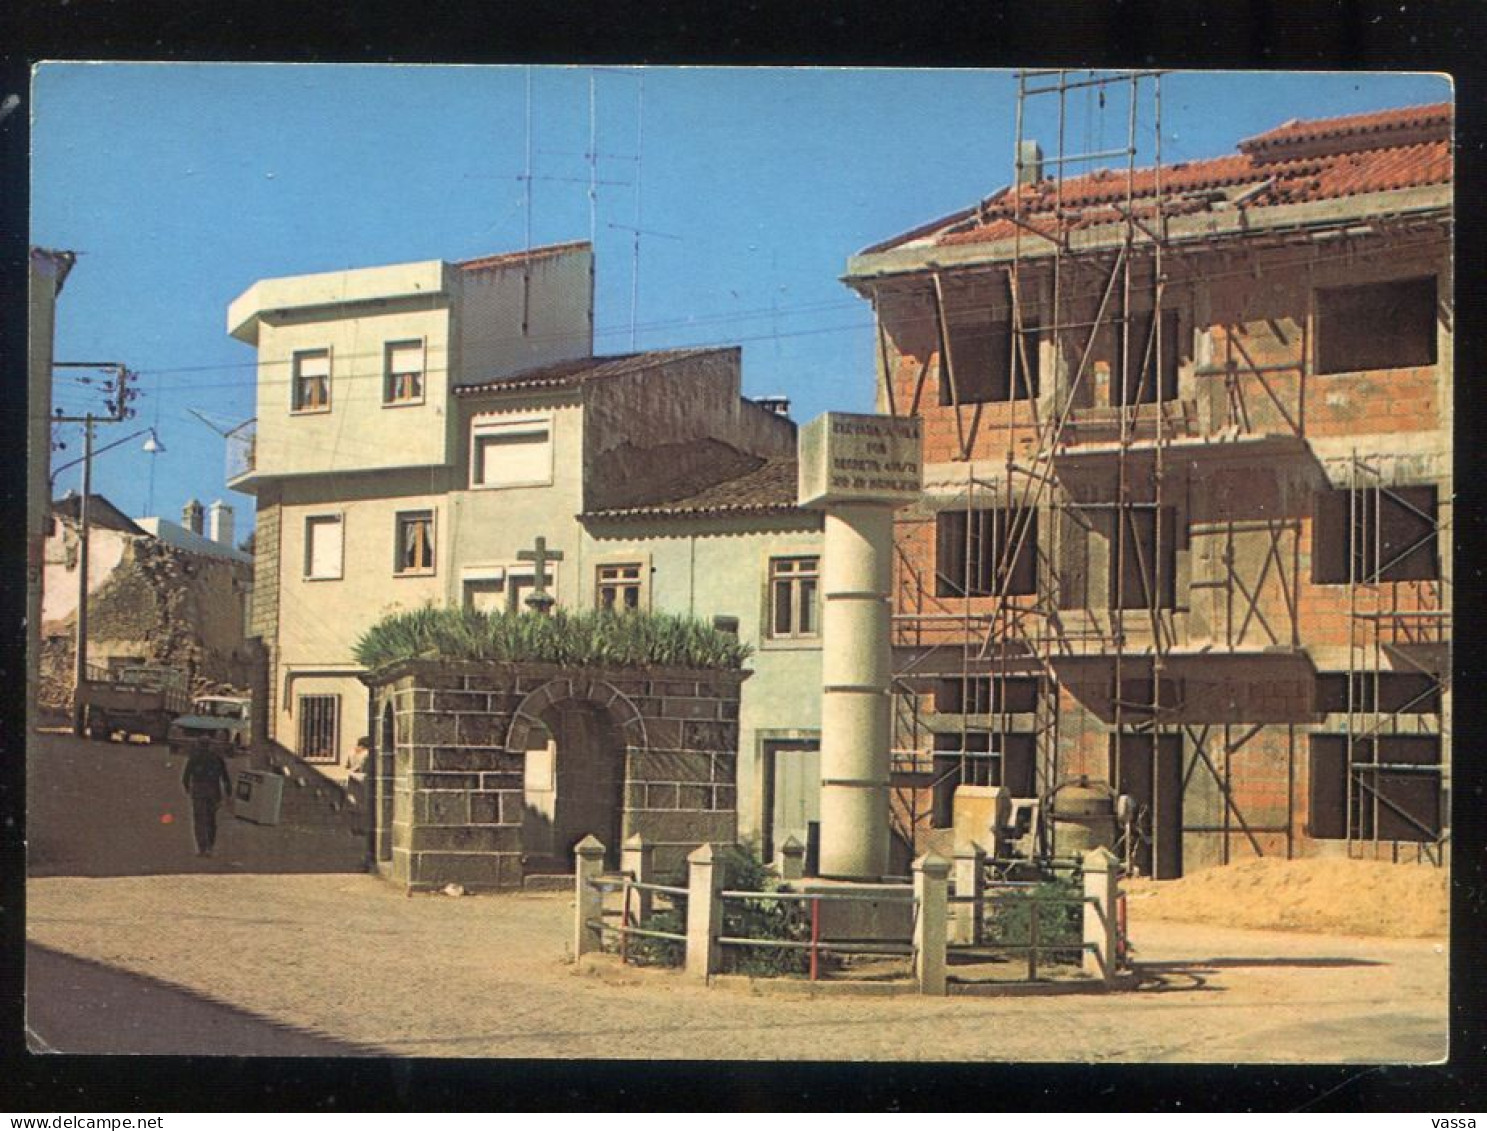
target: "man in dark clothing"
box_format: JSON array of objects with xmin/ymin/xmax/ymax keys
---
[{"xmin": 181, "ymin": 742, "xmax": 233, "ymax": 856}]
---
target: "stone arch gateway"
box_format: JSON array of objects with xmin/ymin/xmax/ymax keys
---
[{"xmin": 362, "ymin": 660, "xmax": 747, "ymax": 890}]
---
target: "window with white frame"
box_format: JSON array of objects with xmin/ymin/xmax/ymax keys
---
[
  {"xmin": 769, "ymin": 556, "xmax": 820, "ymax": 640},
  {"xmin": 304, "ymin": 515, "xmax": 344, "ymax": 580},
  {"xmin": 461, "ymin": 564, "xmax": 559, "ymax": 614},
  {"xmin": 292, "ymin": 349, "xmax": 331, "ymax": 413},
  {"xmin": 597, "ymin": 562, "xmax": 644, "ymax": 611},
  {"xmin": 384, "ymin": 340, "xmax": 425, "ymax": 404},
  {"xmin": 394, "ymin": 510, "xmax": 435, "ymax": 575},
  {"xmin": 470, "ymin": 417, "xmax": 552, "ymax": 488}
]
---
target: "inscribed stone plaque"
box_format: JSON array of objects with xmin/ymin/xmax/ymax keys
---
[{"xmin": 797, "ymin": 412, "xmax": 922, "ymax": 508}]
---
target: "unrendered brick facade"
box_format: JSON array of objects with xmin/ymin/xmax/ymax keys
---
[{"xmin": 845, "ymin": 99, "xmax": 1452, "ymax": 876}]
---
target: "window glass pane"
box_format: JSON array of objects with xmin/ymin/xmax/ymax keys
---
[
  {"xmin": 623, "ymin": 585, "xmax": 639, "ymax": 610},
  {"xmin": 798, "ymin": 577, "xmax": 817, "ymax": 635},
  {"xmin": 773, "ymin": 580, "xmax": 792, "ymax": 635},
  {"xmin": 298, "ymin": 352, "xmax": 330, "ymax": 378}
]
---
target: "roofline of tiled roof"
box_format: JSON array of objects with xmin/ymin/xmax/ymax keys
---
[
  {"xmin": 845, "ymin": 182, "xmax": 1450, "ymax": 285},
  {"xmin": 854, "ymin": 102, "xmax": 1452, "ymax": 265},
  {"xmin": 1238, "ymin": 100, "xmax": 1452, "ymax": 153},
  {"xmin": 452, "ymin": 346, "xmax": 736, "ymax": 397},
  {"xmin": 454, "ymin": 240, "xmax": 592, "ymax": 272},
  {"xmin": 581, "ymin": 500, "xmax": 812, "ymax": 521}
]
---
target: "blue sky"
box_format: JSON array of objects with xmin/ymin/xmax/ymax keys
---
[{"xmin": 32, "ymin": 65, "xmax": 1451, "ymax": 538}]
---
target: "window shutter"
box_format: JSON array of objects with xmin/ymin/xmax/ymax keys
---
[
  {"xmin": 308, "ymin": 518, "xmax": 342, "ymax": 578},
  {"xmin": 389, "ymin": 343, "xmax": 422, "ymax": 374}
]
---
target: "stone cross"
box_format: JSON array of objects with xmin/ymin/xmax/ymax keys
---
[{"xmin": 517, "ymin": 535, "xmax": 564, "ymax": 614}]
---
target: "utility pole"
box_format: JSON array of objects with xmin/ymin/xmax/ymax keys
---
[
  {"xmin": 53, "ymin": 362, "xmax": 135, "ymax": 734},
  {"xmin": 74, "ymin": 416, "xmax": 94, "ymax": 732}
]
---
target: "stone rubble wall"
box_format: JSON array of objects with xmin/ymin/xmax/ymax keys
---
[{"xmin": 39, "ymin": 526, "xmax": 253, "ymax": 713}]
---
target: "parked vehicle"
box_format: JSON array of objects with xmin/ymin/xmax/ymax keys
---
[
  {"xmin": 168, "ymin": 695, "xmax": 252, "ymax": 756},
  {"xmin": 78, "ymin": 664, "xmax": 191, "ymax": 743}
]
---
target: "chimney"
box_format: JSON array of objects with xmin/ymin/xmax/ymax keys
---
[
  {"xmin": 182, "ymin": 498, "xmax": 204, "ymax": 535},
  {"xmin": 1017, "ymin": 140, "xmax": 1044, "ymax": 186},
  {"xmin": 754, "ymin": 395, "xmax": 792, "ymax": 418},
  {"xmin": 208, "ymin": 500, "xmax": 235, "ymax": 548}
]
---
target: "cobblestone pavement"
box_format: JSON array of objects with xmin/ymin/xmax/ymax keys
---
[{"xmin": 26, "ymin": 873, "xmax": 1448, "ymax": 1062}]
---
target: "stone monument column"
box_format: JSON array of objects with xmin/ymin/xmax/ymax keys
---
[{"xmin": 798, "ymin": 413, "xmax": 921, "ymax": 880}]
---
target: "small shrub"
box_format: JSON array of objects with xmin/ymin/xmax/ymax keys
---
[
  {"xmin": 354, "ymin": 605, "xmax": 752, "ymax": 672},
  {"xmin": 623, "ymin": 903, "xmax": 687, "ymax": 968},
  {"xmin": 985, "ymin": 872, "xmax": 1085, "ymax": 968},
  {"xmin": 717, "ymin": 845, "xmax": 812, "ymax": 977}
]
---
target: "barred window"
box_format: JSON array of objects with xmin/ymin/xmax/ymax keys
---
[{"xmin": 298, "ymin": 694, "xmax": 339, "ymax": 763}]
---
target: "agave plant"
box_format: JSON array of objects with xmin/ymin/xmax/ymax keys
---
[{"xmin": 353, "ymin": 605, "xmax": 752, "ymax": 671}]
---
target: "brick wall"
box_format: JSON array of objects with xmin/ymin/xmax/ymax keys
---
[{"xmin": 876, "ymin": 234, "xmax": 1449, "ymax": 873}]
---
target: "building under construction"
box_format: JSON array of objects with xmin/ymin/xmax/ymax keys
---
[{"xmin": 843, "ymin": 75, "xmax": 1451, "ymax": 877}]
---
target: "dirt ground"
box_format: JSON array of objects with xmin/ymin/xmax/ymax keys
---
[
  {"xmin": 1124, "ymin": 856, "xmax": 1450, "ymax": 938},
  {"xmin": 26, "ymin": 873, "xmax": 1448, "ymax": 1062}
]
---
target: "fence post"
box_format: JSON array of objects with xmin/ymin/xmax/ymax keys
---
[
  {"xmin": 573, "ymin": 835, "xmax": 607, "ymax": 960},
  {"xmin": 913, "ymin": 852, "xmax": 950, "ymax": 996},
  {"xmin": 686, "ymin": 842, "xmax": 725, "ymax": 980},
  {"xmin": 1082, "ymin": 846, "xmax": 1120, "ymax": 985},
  {"xmin": 778, "ymin": 835, "xmax": 805, "ymax": 881},
  {"xmin": 622, "ymin": 833, "xmax": 654, "ymax": 921},
  {"xmin": 951, "ymin": 843, "xmax": 984, "ymax": 945}
]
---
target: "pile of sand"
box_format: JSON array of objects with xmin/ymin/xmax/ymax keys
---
[{"xmin": 1123, "ymin": 856, "xmax": 1448, "ymax": 938}]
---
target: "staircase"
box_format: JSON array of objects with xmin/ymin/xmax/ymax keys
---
[{"xmin": 248, "ymin": 741, "xmax": 368, "ymax": 840}]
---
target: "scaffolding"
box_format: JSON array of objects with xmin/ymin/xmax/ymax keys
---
[
  {"xmin": 1344, "ymin": 453, "xmax": 1451, "ymax": 863},
  {"xmin": 881, "ymin": 69, "xmax": 1182, "ymax": 873},
  {"xmin": 877, "ymin": 71, "xmax": 1452, "ymax": 875}
]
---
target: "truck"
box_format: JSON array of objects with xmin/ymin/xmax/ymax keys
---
[
  {"xmin": 168, "ymin": 695, "xmax": 252, "ymax": 756},
  {"xmin": 77, "ymin": 664, "xmax": 191, "ymax": 743}
]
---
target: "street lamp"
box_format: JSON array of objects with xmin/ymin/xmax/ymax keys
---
[{"xmin": 49, "ymin": 425, "xmax": 164, "ymax": 483}]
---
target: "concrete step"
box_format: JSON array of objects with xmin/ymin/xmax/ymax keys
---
[{"xmin": 523, "ymin": 873, "xmax": 575, "ymax": 892}]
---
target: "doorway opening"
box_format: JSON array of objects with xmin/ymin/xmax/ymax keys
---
[
  {"xmin": 761, "ymin": 740, "xmax": 821, "ymax": 871},
  {"xmin": 521, "ymin": 700, "xmax": 627, "ymax": 874}
]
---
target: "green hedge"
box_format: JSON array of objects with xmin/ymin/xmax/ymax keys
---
[{"xmin": 354, "ymin": 605, "xmax": 753, "ymax": 672}]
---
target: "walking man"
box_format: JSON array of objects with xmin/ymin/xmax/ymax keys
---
[{"xmin": 181, "ymin": 740, "xmax": 233, "ymax": 856}]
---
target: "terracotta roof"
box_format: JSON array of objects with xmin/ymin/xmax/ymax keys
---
[
  {"xmin": 583, "ymin": 459, "xmax": 805, "ymax": 520},
  {"xmin": 454, "ymin": 240, "xmax": 590, "ymax": 272},
  {"xmin": 1239, "ymin": 101, "xmax": 1453, "ymax": 156},
  {"xmin": 877, "ymin": 102, "xmax": 1452, "ymax": 254},
  {"xmin": 454, "ymin": 348, "xmax": 731, "ymax": 395}
]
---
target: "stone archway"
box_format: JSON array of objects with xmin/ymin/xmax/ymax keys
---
[{"xmin": 506, "ymin": 679, "xmax": 648, "ymax": 872}]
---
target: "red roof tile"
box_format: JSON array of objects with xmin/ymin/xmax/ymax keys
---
[
  {"xmin": 889, "ymin": 102, "xmax": 1451, "ymax": 253},
  {"xmin": 584, "ymin": 459, "xmax": 804, "ymax": 520},
  {"xmin": 454, "ymin": 348, "xmax": 732, "ymax": 395}
]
